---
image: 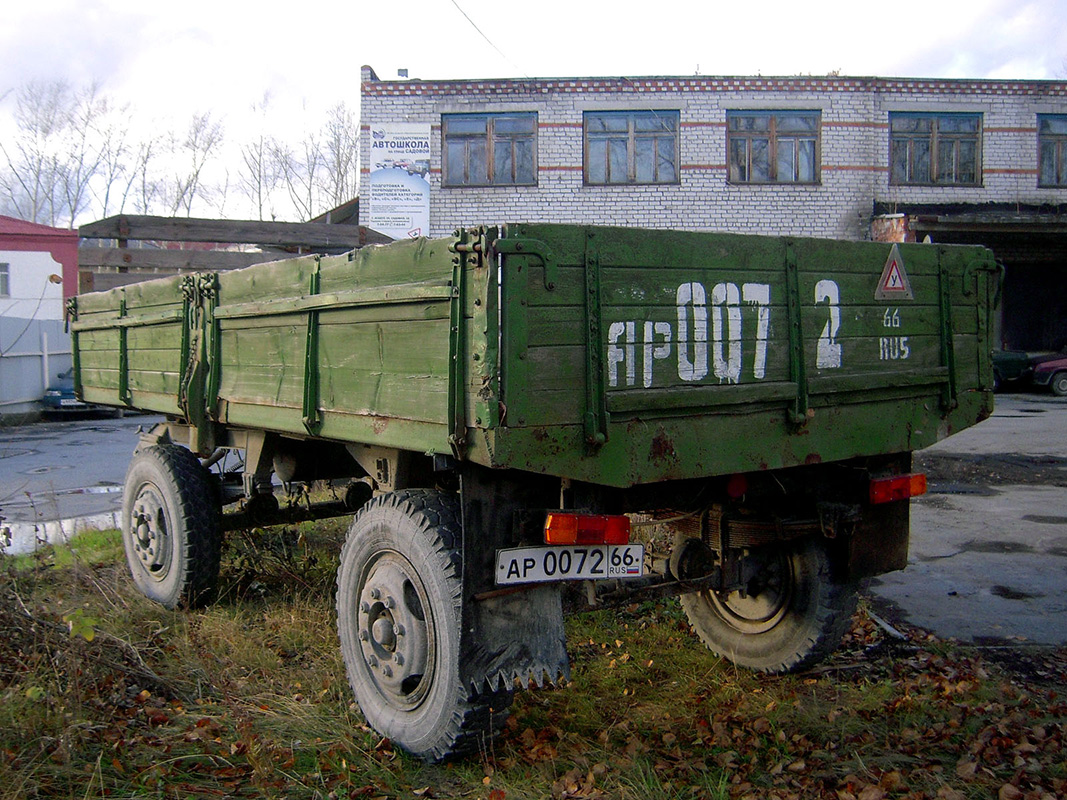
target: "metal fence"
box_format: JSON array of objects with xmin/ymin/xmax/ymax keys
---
[{"xmin": 0, "ymin": 316, "xmax": 72, "ymax": 420}]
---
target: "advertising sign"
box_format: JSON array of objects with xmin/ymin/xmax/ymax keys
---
[{"xmin": 368, "ymin": 123, "xmax": 431, "ymax": 239}]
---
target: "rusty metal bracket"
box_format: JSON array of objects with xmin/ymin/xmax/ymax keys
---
[
  {"xmin": 117, "ymin": 294, "xmax": 132, "ymax": 406},
  {"xmin": 583, "ymin": 230, "xmax": 608, "ymax": 449},
  {"xmin": 302, "ymin": 258, "xmax": 324, "ymax": 435},
  {"xmin": 447, "ymin": 230, "xmax": 473, "ymax": 458}
]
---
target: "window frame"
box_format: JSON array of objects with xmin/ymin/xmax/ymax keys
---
[
  {"xmin": 726, "ymin": 110, "xmax": 822, "ymax": 185},
  {"xmin": 583, "ymin": 109, "xmax": 680, "ymax": 186},
  {"xmin": 889, "ymin": 112, "xmax": 983, "ymax": 187},
  {"xmin": 1038, "ymin": 114, "xmax": 1067, "ymax": 188},
  {"xmin": 442, "ymin": 112, "xmax": 538, "ymax": 188},
  {"xmin": 0, "ymin": 263, "xmax": 9, "ymax": 298}
]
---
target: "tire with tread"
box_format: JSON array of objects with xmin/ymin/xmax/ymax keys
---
[
  {"xmin": 121, "ymin": 444, "xmax": 222, "ymax": 609},
  {"xmin": 680, "ymin": 538, "xmax": 858, "ymax": 674},
  {"xmin": 336, "ymin": 489, "xmax": 511, "ymax": 762}
]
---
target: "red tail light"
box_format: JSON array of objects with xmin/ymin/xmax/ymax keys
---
[
  {"xmin": 544, "ymin": 513, "xmax": 631, "ymax": 545},
  {"xmin": 869, "ymin": 473, "xmax": 927, "ymax": 504}
]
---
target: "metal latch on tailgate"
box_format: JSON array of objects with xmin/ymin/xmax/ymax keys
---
[{"xmin": 492, "ymin": 236, "xmax": 558, "ymax": 291}]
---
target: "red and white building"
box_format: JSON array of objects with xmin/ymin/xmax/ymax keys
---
[
  {"xmin": 359, "ymin": 67, "xmax": 1067, "ymax": 352},
  {"xmin": 0, "ymin": 216, "xmax": 79, "ymax": 419}
]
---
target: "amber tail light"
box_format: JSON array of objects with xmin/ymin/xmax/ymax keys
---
[
  {"xmin": 869, "ymin": 473, "xmax": 927, "ymax": 504},
  {"xmin": 543, "ymin": 513, "xmax": 631, "ymax": 545}
]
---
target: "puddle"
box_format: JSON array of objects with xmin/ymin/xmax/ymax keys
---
[
  {"xmin": 928, "ymin": 483, "xmax": 997, "ymax": 496},
  {"xmin": 991, "ymin": 584, "xmax": 1044, "ymax": 600},
  {"xmin": 960, "ymin": 539, "xmax": 1035, "ymax": 554},
  {"xmin": 22, "ymin": 465, "xmax": 75, "ymax": 475},
  {"xmin": 0, "ymin": 448, "xmax": 36, "ymax": 459}
]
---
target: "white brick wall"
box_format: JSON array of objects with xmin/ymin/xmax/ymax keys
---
[{"xmin": 359, "ymin": 68, "xmax": 1067, "ymax": 241}]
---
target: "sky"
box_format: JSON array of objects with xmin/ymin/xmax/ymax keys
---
[
  {"xmin": 1, "ymin": 0, "xmax": 1065, "ymax": 132},
  {"xmin": 0, "ymin": 0, "xmax": 1064, "ymax": 223}
]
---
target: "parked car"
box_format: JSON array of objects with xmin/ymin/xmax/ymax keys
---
[
  {"xmin": 41, "ymin": 368, "xmax": 121, "ymax": 417},
  {"xmin": 1032, "ymin": 356, "xmax": 1067, "ymax": 396},
  {"xmin": 40, "ymin": 368, "xmax": 89, "ymax": 413},
  {"xmin": 992, "ymin": 349, "xmax": 1060, "ymax": 392}
]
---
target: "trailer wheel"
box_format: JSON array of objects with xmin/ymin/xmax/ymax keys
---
[
  {"xmin": 336, "ymin": 490, "xmax": 512, "ymax": 762},
  {"xmin": 680, "ymin": 538, "xmax": 858, "ymax": 674},
  {"xmin": 122, "ymin": 445, "xmax": 222, "ymax": 609},
  {"xmin": 1050, "ymin": 371, "xmax": 1067, "ymax": 397}
]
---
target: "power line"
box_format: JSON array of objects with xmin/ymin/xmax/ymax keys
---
[{"xmin": 448, "ymin": 0, "xmax": 530, "ymax": 78}]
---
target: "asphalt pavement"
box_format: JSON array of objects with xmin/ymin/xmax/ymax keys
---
[
  {"xmin": 1, "ymin": 396, "xmax": 1065, "ymax": 647},
  {"xmin": 872, "ymin": 393, "xmax": 1067, "ymax": 646}
]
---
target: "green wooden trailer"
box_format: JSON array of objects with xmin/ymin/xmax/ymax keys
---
[{"xmin": 70, "ymin": 223, "xmax": 999, "ymax": 760}]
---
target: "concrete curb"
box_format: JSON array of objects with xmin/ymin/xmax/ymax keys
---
[{"xmin": 1, "ymin": 511, "xmax": 121, "ymax": 556}]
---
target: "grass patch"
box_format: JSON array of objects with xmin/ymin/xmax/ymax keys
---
[{"xmin": 1, "ymin": 521, "xmax": 1065, "ymax": 799}]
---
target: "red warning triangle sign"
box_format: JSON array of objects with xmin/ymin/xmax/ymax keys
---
[{"xmin": 875, "ymin": 243, "xmax": 914, "ymax": 300}]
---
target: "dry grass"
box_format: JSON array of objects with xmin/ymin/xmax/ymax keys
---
[{"xmin": 1, "ymin": 522, "xmax": 1065, "ymax": 799}]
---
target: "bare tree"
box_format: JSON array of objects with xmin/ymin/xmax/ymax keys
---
[
  {"xmin": 57, "ymin": 82, "xmax": 110, "ymax": 225},
  {"xmin": 162, "ymin": 112, "xmax": 225, "ymax": 217},
  {"xmin": 0, "ymin": 80, "xmax": 137, "ymax": 227},
  {"xmin": 320, "ymin": 102, "xmax": 359, "ymax": 211},
  {"xmin": 238, "ymin": 94, "xmax": 283, "ymax": 220},
  {"xmin": 93, "ymin": 97, "xmax": 135, "ymax": 217},
  {"xmin": 275, "ymin": 131, "xmax": 324, "ymax": 221},
  {"xmin": 129, "ymin": 135, "xmax": 166, "ymax": 215},
  {"xmin": 0, "ymin": 80, "xmax": 68, "ymax": 225}
]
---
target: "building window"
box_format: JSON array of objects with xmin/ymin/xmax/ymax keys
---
[
  {"xmin": 727, "ymin": 111, "xmax": 820, "ymax": 184},
  {"xmin": 1038, "ymin": 115, "xmax": 1067, "ymax": 187},
  {"xmin": 584, "ymin": 110, "xmax": 679, "ymax": 185},
  {"xmin": 0, "ymin": 263, "xmax": 8, "ymax": 297},
  {"xmin": 890, "ymin": 113, "xmax": 981, "ymax": 186},
  {"xmin": 442, "ymin": 113, "xmax": 536, "ymax": 186}
]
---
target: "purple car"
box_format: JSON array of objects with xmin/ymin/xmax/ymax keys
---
[{"xmin": 1032, "ymin": 356, "xmax": 1067, "ymax": 397}]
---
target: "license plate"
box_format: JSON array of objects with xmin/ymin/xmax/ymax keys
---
[
  {"xmin": 495, "ymin": 544, "xmax": 644, "ymax": 585},
  {"xmin": 59, "ymin": 399, "xmax": 82, "ymax": 407}
]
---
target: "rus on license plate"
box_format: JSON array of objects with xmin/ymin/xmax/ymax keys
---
[{"xmin": 496, "ymin": 544, "xmax": 644, "ymax": 585}]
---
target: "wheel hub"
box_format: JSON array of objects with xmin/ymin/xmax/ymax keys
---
[
  {"xmin": 357, "ymin": 553, "xmax": 432, "ymax": 710},
  {"xmin": 709, "ymin": 550, "xmax": 793, "ymax": 634},
  {"xmin": 130, "ymin": 486, "xmax": 170, "ymax": 580}
]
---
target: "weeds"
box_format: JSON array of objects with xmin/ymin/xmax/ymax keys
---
[{"xmin": 1, "ymin": 523, "xmax": 1065, "ymax": 799}]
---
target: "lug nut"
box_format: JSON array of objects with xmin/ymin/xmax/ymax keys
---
[
  {"xmin": 358, "ymin": 630, "xmax": 369, "ymax": 641},
  {"xmin": 384, "ymin": 596, "xmax": 396, "ymax": 609},
  {"xmin": 369, "ymin": 588, "xmax": 381, "ymax": 600}
]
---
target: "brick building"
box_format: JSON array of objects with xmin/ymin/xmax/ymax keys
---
[{"xmin": 359, "ymin": 66, "xmax": 1067, "ymax": 350}]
